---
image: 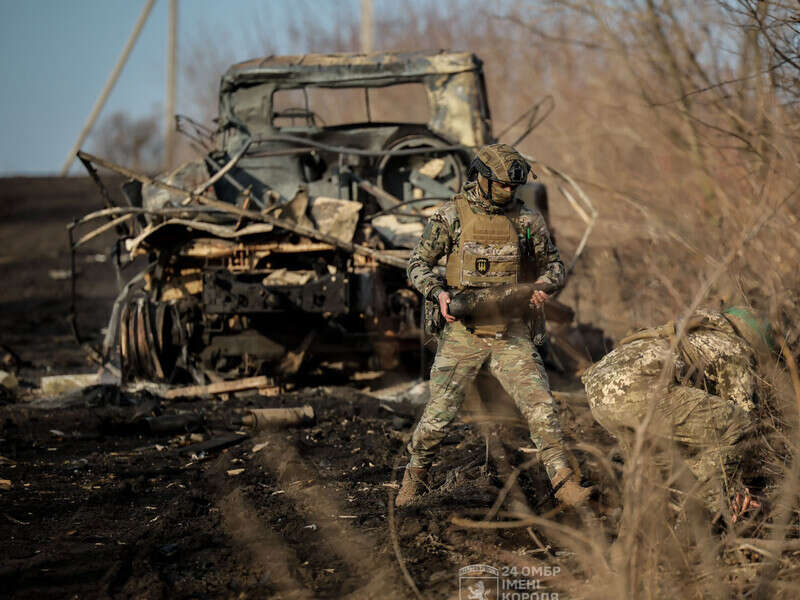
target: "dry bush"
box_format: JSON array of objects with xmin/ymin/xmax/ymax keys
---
[
  {"xmin": 490, "ymin": 2, "xmax": 800, "ymax": 597},
  {"xmin": 179, "ymin": 1, "xmax": 800, "ymax": 595},
  {"xmin": 90, "ymin": 109, "xmax": 163, "ymax": 172}
]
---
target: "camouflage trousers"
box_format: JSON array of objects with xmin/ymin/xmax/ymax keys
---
[
  {"xmin": 585, "ymin": 372, "xmax": 754, "ymax": 512},
  {"xmin": 407, "ymin": 320, "xmax": 569, "ymax": 478}
]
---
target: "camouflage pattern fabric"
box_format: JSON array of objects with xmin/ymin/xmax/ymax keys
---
[
  {"xmin": 471, "ymin": 143, "xmax": 533, "ymax": 207},
  {"xmin": 407, "ymin": 181, "xmax": 566, "ymax": 302},
  {"xmin": 407, "ymin": 321, "xmax": 569, "ymax": 478},
  {"xmin": 582, "ymin": 309, "xmax": 757, "ymax": 511},
  {"xmin": 405, "ymin": 180, "xmax": 569, "ymax": 479}
]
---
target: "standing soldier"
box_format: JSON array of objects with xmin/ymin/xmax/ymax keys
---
[
  {"xmin": 396, "ymin": 144, "xmax": 590, "ymax": 507},
  {"xmin": 582, "ymin": 307, "xmax": 773, "ymax": 521}
]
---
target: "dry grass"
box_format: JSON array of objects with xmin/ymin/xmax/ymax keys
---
[{"xmin": 175, "ymin": 1, "xmax": 800, "ymax": 596}]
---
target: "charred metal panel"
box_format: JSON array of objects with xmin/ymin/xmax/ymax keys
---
[
  {"xmin": 217, "ymin": 51, "xmax": 491, "ymax": 150},
  {"xmin": 201, "ymin": 331, "xmax": 285, "ymax": 362},
  {"xmin": 203, "ymin": 271, "xmax": 348, "ymax": 315},
  {"xmin": 297, "ymin": 273, "xmax": 349, "ymax": 314},
  {"xmin": 221, "ymin": 51, "xmax": 481, "ymax": 90},
  {"xmin": 203, "ymin": 271, "xmax": 282, "ymax": 313}
]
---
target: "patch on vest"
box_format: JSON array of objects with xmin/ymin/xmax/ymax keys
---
[{"xmin": 475, "ymin": 257, "xmax": 490, "ymax": 274}]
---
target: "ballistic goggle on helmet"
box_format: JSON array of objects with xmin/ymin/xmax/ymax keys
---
[{"xmin": 466, "ymin": 143, "xmax": 535, "ymax": 186}]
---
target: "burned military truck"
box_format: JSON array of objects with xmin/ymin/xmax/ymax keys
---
[{"xmin": 75, "ymin": 51, "xmax": 556, "ymax": 384}]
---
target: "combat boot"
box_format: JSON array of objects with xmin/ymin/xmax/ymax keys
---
[
  {"xmin": 551, "ymin": 468, "xmax": 593, "ymax": 507},
  {"xmin": 395, "ymin": 465, "xmax": 428, "ymax": 507}
]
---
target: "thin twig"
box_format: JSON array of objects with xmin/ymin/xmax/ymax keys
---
[
  {"xmin": 483, "ymin": 457, "xmax": 538, "ymax": 522},
  {"xmin": 778, "ymin": 337, "xmax": 800, "ymax": 425},
  {"xmin": 526, "ymin": 526, "xmax": 551, "ymax": 553},
  {"xmin": 387, "ymin": 454, "xmax": 423, "ymax": 600},
  {"xmin": 453, "ymin": 507, "xmax": 563, "ymax": 530}
]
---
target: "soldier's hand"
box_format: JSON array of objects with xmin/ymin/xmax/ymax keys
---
[
  {"xmin": 438, "ymin": 291, "xmax": 457, "ymax": 323},
  {"xmin": 530, "ymin": 289, "xmax": 549, "ymax": 308}
]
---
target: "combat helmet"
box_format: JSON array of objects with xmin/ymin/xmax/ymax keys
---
[
  {"xmin": 467, "ymin": 143, "xmax": 533, "ymax": 206},
  {"xmin": 723, "ymin": 306, "xmax": 775, "ymax": 361}
]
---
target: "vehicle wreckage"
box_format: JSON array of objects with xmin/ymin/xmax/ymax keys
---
[{"xmin": 71, "ymin": 51, "xmax": 597, "ymax": 385}]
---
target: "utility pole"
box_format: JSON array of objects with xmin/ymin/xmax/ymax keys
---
[
  {"xmin": 60, "ymin": 0, "xmax": 156, "ymax": 176},
  {"xmin": 360, "ymin": 0, "xmax": 374, "ymax": 53},
  {"xmin": 164, "ymin": 0, "xmax": 178, "ymax": 169}
]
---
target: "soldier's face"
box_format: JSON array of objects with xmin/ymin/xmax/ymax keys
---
[
  {"xmin": 478, "ymin": 175, "xmax": 516, "ymax": 204},
  {"xmin": 490, "ymin": 180, "xmax": 518, "ymax": 206}
]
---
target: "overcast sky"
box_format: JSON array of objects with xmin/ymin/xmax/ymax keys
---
[{"xmin": 0, "ymin": 0, "xmax": 365, "ymax": 175}]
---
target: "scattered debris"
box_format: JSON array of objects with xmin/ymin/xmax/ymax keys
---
[
  {"xmin": 226, "ymin": 469, "xmax": 245, "ymax": 477},
  {"xmin": 370, "ymin": 379, "xmax": 429, "ymax": 406},
  {"xmin": 0, "ymin": 370, "xmax": 18, "ymax": 391},
  {"xmin": 163, "ymin": 376, "xmax": 272, "ymax": 399},
  {"xmin": 40, "ymin": 373, "xmax": 98, "ymax": 396},
  {"xmin": 29, "ymin": 384, "xmax": 146, "ymax": 410},
  {"xmin": 0, "ymin": 479, "xmax": 11, "ymax": 491},
  {"xmin": 144, "ymin": 414, "xmax": 203, "ymax": 434},
  {"xmin": 4, "ymin": 513, "xmax": 29, "ymax": 525},
  {"xmin": 241, "ymin": 406, "xmax": 315, "ymax": 430},
  {"xmin": 308, "ymin": 196, "xmax": 362, "ymax": 243},
  {"xmin": 278, "ymin": 332, "xmax": 316, "ymax": 376},
  {"xmin": 177, "ymin": 433, "xmax": 249, "ymax": 457},
  {"xmin": 48, "ymin": 269, "xmax": 71, "ymax": 280},
  {"xmin": 251, "ymin": 441, "xmax": 269, "ymax": 454}
]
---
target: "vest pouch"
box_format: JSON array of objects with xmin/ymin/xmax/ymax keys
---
[
  {"xmin": 467, "ymin": 321, "xmax": 509, "ymax": 337},
  {"xmin": 446, "ymin": 195, "xmax": 521, "ymax": 289},
  {"xmin": 460, "ymin": 242, "xmax": 520, "ymax": 287}
]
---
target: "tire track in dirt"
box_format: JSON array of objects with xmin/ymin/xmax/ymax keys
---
[
  {"xmin": 218, "ymin": 486, "xmax": 314, "ymax": 599},
  {"xmin": 254, "ymin": 431, "xmax": 407, "ymax": 599}
]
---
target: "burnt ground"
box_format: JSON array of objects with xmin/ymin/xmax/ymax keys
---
[{"xmin": 0, "ymin": 177, "xmax": 614, "ymax": 599}]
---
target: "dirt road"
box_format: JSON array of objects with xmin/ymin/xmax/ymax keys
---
[{"xmin": 2, "ymin": 380, "xmax": 596, "ymax": 598}]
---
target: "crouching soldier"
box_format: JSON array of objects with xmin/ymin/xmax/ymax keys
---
[
  {"xmin": 395, "ymin": 143, "xmax": 590, "ymax": 508},
  {"xmin": 582, "ymin": 307, "xmax": 774, "ymax": 521}
]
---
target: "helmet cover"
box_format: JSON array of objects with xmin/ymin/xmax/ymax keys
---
[
  {"xmin": 723, "ymin": 306, "xmax": 775, "ymax": 359},
  {"xmin": 467, "ymin": 143, "xmax": 534, "ymax": 185}
]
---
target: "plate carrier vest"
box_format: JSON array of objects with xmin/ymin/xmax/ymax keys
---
[
  {"xmin": 444, "ymin": 196, "xmax": 523, "ymax": 335},
  {"xmin": 445, "ymin": 195, "xmax": 521, "ymax": 288}
]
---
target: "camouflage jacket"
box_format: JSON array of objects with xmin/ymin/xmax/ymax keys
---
[
  {"xmin": 582, "ymin": 309, "xmax": 757, "ymax": 413},
  {"xmin": 407, "ymin": 182, "xmax": 566, "ymax": 301}
]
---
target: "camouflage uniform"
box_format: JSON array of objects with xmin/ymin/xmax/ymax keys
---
[
  {"xmin": 406, "ymin": 180, "xmax": 569, "ymax": 479},
  {"xmin": 407, "ymin": 182, "xmax": 565, "ymax": 301},
  {"xmin": 582, "ymin": 309, "xmax": 757, "ymax": 511}
]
